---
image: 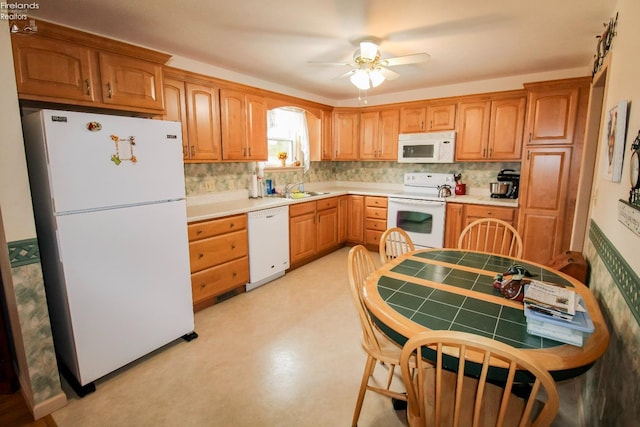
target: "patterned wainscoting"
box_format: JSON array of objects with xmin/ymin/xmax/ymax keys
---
[
  {"xmin": 6, "ymin": 238, "xmax": 63, "ymax": 404},
  {"xmin": 582, "ymin": 220, "xmax": 640, "ymax": 426}
]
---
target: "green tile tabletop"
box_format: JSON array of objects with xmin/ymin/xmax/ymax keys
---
[{"xmin": 364, "ymin": 248, "xmax": 610, "ymax": 380}]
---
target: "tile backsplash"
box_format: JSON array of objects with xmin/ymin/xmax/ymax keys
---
[{"xmin": 184, "ymin": 161, "xmax": 520, "ymax": 196}]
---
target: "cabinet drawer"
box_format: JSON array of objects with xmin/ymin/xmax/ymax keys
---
[
  {"xmin": 188, "ymin": 214, "xmax": 247, "ymax": 241},
  {"xmin": 365, "ymin": 206, "xmax": 387, "ymax": 220},
  {"xmin": 365, "ymin": 196, "xmax": 388, "ymax": 208},
  {"xmin": 316, "ymin": 197, "xmax": 338, "ymax": 211},
  {"xmin": 465, "ymin": 205, "xmax": 515, "ymax": 222},
  {"xmin": 365, "ymin": 218, "xmax": 387, "ymax": 232},
  {"xmin": 289, "ymin": 201, "xmax": 316, "ymax": 217},
  {"xmin": 189, "ymin": 230, "xmax": 248, "ymax": 272},
  {"xmin": 365, "ymin": 229, "xmax": 384, "ymax": 246},
  {"xmin": 191, "ymin": 256, "xmax": 249, "ymax": 303}
]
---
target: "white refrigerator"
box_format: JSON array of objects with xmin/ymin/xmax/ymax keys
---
[{"xmin": 22, "ymin": 110, "xmax": 196, "ymax": 395}]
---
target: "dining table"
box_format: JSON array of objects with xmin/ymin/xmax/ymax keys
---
[{"xmin": 363, "ymin": 248, "xmax": 610, "ymax": 381}]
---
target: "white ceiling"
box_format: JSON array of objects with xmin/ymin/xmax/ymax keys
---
[{"xmin": 27, "ymin": 0, "xmax": 615, "ymax": 103}]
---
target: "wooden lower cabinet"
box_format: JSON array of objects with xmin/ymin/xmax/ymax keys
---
[
  {"xmin": 188, "ymin": 214, "xmax": 248, "ymax": 310},
  {"xmin": 289, "ymin": 197, "xmax": 341, "ymax": 267},
  {"xmin": 444, "ymin": 203, "xmax": 517, "ymax": 248},
  {"xmin": 346, "ymin": 195, "xmax": 365, "ymax": 244},
  {"xmin": 364, "ymin": 196, "xmax": 387, "ymax": 249}
]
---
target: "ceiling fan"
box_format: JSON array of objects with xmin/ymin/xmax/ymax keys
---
[{"xmin": 313, "ymin": 38, "xmax": 431, "ymax": 90}]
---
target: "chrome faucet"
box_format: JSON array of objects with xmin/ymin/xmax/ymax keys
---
[{"xmin": 284, "ymin": 181, "xmax": 304, "ymax": 198}]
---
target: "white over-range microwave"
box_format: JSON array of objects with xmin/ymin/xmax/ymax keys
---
[{"xmin": 397, "ymin": 131, "xmax": 456, "ymax": 163}]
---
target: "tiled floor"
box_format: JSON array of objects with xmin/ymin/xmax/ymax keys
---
[{"xmin": 50, "ymin": 247, "xmax": 582, "ymax": 426}]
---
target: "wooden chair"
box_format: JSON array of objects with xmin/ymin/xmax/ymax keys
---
[
  {"xmin": 457, "ymin": 218, "xmax": 523, "ymax": 258},
  {"xmin": 379, "ymin": 227, "xmax": 416, "ymax": 264},
  {"xmin": 347, "ymin": 245, "xmax": 408, "ymax": 426},
  {"xmin": 400, "ymin": 331, "xmax": 559, "ymax": 427}
]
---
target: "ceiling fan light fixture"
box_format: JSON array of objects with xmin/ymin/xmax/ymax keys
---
[
  {"xmin": 369, "ymin": 68, "xmax": 385, "ymax": 87},
  {"xmin": 350, "ymin": 69, "xmax": 371, "ymax": 90},
  {"xmin": 359, "ymin": 41, "xmax": 378, "ymax": 62}
]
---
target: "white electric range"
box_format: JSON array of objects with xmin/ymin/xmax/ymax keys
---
[{"xmin": 387, "ymin": 173, "xmax": 456, "ymax": 248}]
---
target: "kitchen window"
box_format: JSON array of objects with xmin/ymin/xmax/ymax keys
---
[{"xmin": 267, "ymin": 107, "xmax": 309, "ymax": 170}]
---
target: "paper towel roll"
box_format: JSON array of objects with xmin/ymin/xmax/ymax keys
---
[{"xmin": 251, "ymin": 174, "xmax": 258, "ymax": 198}]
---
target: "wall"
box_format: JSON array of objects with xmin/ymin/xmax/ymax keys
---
[
  {"xmin": 580, "ymin": 0, "xmax": 640, "ymax": 425},
  {"xmin": 0, "ymin": 20, "xmax": 66, "ymax": 418},
  {"xmin": 185, "ymin": 161, "xmax": 520, "ymax": 196}
]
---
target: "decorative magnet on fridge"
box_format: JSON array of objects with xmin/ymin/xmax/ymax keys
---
[{"xmin": 110, "ymin": 135, "xmax": 137, "ymax": 165}]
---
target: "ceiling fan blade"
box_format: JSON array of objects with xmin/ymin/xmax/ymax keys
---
[
  {"xmin": 308, "ymin": 61, "xmax": 353, "ymax": 67},
  {"xmin": 382, "ymin": 53, "xmax": 431, "ymax": 67},
  {"xmin": 379, "ymin": 67, "xmax": 400, "ymax": 80},
  {"xmin": 334, "ymin": 69, "xmax": 356, "ymax": 79}
]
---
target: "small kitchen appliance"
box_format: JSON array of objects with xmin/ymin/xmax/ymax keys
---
[{"xmin": 491, "ymin": 169, "xmax": 520, "ymax": 199}]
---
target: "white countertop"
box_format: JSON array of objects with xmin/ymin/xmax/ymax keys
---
[{"xmin": 186, "ymin": 182, "xmax": 518, "ymax": 222}]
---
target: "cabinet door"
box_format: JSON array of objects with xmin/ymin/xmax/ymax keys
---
[
  {"xmin": 444, "ymin": 203, "xmax": 464, "ymax": 248},
  {"xmin": 290, "ymin": 212, "xmax": 317, "ymax": 263},
  {"xmin": 333, "ymin": 111, "xmax": 359, "ymax": 160},
  {"xmin": 186, "ymin": 83, "xmax": 221, "ymax": 161},
  {"xmin": 359, "ymin": 111, "xmax": 380, "ymax": 160},
  {"xmin": 220, "ymin": 89, "xmax": 248, "ymax": 160},
  {"xmin": 488, "ymin": 97, "xmax": 525, "ymax": 160},
  {"xmin": 455, "ymin": 101, "xmax": 491, "ymax": 160},
  {"xmin": 525, "ymin": 87, "xmax": 579, "ymax": 145},
  {"xmin": 11, "ymin": 35, "xmax": 96, "ymax": 102},
  {"xmin": 317, "ymin": 207, "xmax": 339, "ymax": 252},
  {"xmin": 426, "ymin": 103, "xmax": 456, "ymax": 131},
  {"xmin": 400, "ymin": 106, "xmax": 426, "ymax": 133},
  {"xmin": 347, "ymin": 195, "xmax": 365, "ymax": 243},
  {"xmin": 163, "ymin": 78, "xmax": 189, "ymax": 159},
  {"xmin": 378, "ymin": 109, "xmax": 400, "ymax": 160},
  {"xmin": 246, "ymin": 94, "xmax": 268, "ymax": 160},
  {"xmin": 98, "ymin": 52, "xmax": 164, "ymax": 111},
  {"xmin": 321, "ymin": 110, "xmax": 334, "ymax": 160},
  {"xmin": 518, "ymin": 147, "xmax": 572, "ymax": 263}
]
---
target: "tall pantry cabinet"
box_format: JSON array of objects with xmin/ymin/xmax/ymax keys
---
[{"xmin": 517, "ymin": 77, "xmax": 590, "ymax": 264}]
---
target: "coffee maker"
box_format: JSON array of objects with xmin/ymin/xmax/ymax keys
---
[{"xmin": 491, "ymin": 169, "xmax": 520, "ymax": 199}]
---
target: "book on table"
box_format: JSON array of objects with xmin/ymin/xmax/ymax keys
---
[{"xmin": 523, "ymin": 282, "xmax": 594, "ymax": 347}]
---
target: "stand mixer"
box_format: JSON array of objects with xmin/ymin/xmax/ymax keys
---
[{"xmin": 490, "ymin": 169, "xmax": 520, "ymax": 199}]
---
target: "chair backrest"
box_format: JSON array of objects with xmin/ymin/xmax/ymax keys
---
[
  {"xmin": 457, "ymin": 218, "xmax": 523, "ymax": 258},
  {"xmin": 379, "ymin": 227, "xmax": 416, "ymax": 264},
  {"xmin": 400, "ymin": 331, "xmax": 559, "ymax": 427},
  {"xmin": 347, "ymin": 245, "xmax": 386, "ymax": 354}
]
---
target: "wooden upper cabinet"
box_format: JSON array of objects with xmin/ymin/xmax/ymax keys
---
[
  {"xmin": 185, "ymin": 83, "xmax": 222, "ymax": 161},
  {"xmin": 400, "ymin": 103, "xmax": 455, "ymax": 133},
  {"xmin": 360, "ymin": 109, "xmax": 399, "ymax": 160},
  {"xmin": 456, "ymin": 94, "xmax": 525, "ymax": 161},
  {"xmin": 98, "ymin": 52, "xmax": 164, "ymax": 111},
  {"xmin": 488, "ymin": 96, "xmax": 526, "ymax": 160},
  {"xmin": 333, "ymin": 110, "xmax": 359, "ymax": 160},
  {"xmin": 455, "ymin": 101, "xmax": 491, "ymax": 161},
  {"xmin": 524, "ymin": 86, "xmax": 580, "ymax": 145},
  {"xmin": 11, "ymin": 36, "xmax": 96, "ymax": 102},
  {"xmin": 10, "ymin": 20, "xmax": 169, "ymax": 114},
  {"xmin": 220, "ymin": 89, "xmax": 267, "ymax": 160},
  {"xmin": 162, "ymin": 77, "xmax": 189, "ymax": 158},
  {"xmin": 426, "ymin": 103, "xmax": 456, "ymax": 131},
  {"xmin": 400, "ymin": 106, "xmax": 427, "ymax": 133}
]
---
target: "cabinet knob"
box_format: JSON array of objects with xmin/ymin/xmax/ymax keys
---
[
  {"xmin": 106, "ymin": 82, "xmax": 113, "ymax": 98},
  {"xmin": 230, "ymin": 223, "xmax": 235, "ymax": 228},
  {"xmin": 199, "ymin": 283, "xmax": 206, "ymax": 289},
  {"xmin": 196, "ymin": 230, "xmax": 203, "ymax": 235},
  {"xmin": 198, "ymin": 253, "xmax": 204, "ymax": 259},
  {"xmin": 85, "ymin": 79, "xmax": 91, "ymax": 96},
  {"xmin": 232, "ymin": 272, "xmax": 237, "ymax": 277},
  {"xmin": 231, "ymin": 244, "xmax": 236, "ymax": 250}
]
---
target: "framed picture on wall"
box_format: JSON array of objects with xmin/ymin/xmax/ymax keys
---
[{"xmin": 602, "ymin": 99, "xmax": 629, "ymax": 182}]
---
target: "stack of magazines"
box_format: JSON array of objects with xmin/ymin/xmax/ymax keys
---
[{"xmin": 523, "ymin": 281, "xmax": 594, "ymax": 347}]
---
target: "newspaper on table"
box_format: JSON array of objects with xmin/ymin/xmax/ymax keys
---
[{"xmin": 523, "ymin": 280, "xmax": 576, "ymax": 320}]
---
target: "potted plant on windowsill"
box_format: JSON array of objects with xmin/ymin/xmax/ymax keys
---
[{"xmin": 278, "ymin": 151, "xmax": 288, "ymax": 167}]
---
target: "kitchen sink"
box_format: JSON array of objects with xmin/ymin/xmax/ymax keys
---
[{"xmin": 288, "ymin": 191, "xmax": 330, "ymax": 199}]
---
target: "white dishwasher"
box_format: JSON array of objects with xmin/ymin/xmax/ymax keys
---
[{"xmin": 247, "ymin": 205, "xmax": 290, "ymax": 291}]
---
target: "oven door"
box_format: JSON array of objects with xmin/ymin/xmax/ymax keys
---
[{"xmin": 387, "ymin": 198, "xmax": 446, "ymax": 248}]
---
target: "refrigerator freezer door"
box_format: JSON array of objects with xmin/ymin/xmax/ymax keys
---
[
  {"xmin": 25, "ymin": 110, "xmax": 185, "ymax": 214},
  {"xmin": 53, "ymin": 200, "xmax": 193, "ymax": 385}
]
